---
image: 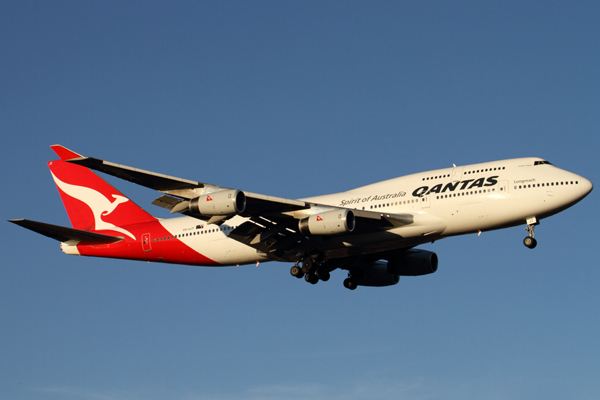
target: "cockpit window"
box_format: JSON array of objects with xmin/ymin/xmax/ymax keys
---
[{"xmin": 534, "ymin": 160, "xmax": 553, "ymax": 166}]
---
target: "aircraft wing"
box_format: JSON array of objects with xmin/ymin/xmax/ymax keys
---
[
  {"xmin": 64, "ymin": 155, "xmax": 205, "ymax": 192},
  {"xmin": 59, "ymin": 149, "xmax": 310, "ymax": 215},
  {"xmin": 63, "ymin": 150, "xmax": 412, "ymax": 226}
]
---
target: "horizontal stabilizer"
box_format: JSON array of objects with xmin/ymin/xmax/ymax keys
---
[{"xmin": 8, "ymin": 219, "xmax": 123, "ymax": 245}]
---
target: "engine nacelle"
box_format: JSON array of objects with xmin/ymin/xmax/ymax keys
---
[
  {"xmin": 298, "ymin": 209, "xmax": 355, "ymax": 235},
  {"xmin": 189, "ymin": 190, "xmax": 246, "ymax": 216},
  {"xmin": 355, "ymin": 261, "xmax": 400, "ymax": 287},
  {"xmin": 387, "ymin": 249, "xmax": 438, "ymax": 276}
]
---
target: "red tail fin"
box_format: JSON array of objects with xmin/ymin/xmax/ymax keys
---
[{"xmin": 48, "ymin": 157, "xmax": 155, "ymax": 239}]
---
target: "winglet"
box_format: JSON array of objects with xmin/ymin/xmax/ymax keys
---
[{"xmin": 50, "ymin": 145, "xmax": 83, "ymax": 161}]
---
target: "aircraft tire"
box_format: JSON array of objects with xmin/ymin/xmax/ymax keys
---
[
  {"xmin": 302, "ymin": 257, "xmax": 313, "ymax": 273},
  {"xmin": 343, "ymin": 278, "xmax": 357, "ymax": 290},
  {"xmin": 290, "ymin": 265, "xmax": 304, "ymax": 278},
  {"xmin": 317, "ymin": 270, "xmax": 330, "ymax": 282},
  {"xmin": 523, "ymin": 237, "xmax": 537, "ymax": 249}
]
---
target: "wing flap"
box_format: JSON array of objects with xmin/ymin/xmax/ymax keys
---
[{"xmin": 151, "ymin": 194, "xmax": 183, "ymax": 211}]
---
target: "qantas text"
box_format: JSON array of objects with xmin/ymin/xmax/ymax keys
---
[{"xmin": 412, "ymin": 176, "xmax": 499, "ymax": 197}]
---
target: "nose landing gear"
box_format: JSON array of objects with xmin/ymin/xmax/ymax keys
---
[{"xmin": 523, "ymin": 218, "xmax": 539, "ymax": 249}]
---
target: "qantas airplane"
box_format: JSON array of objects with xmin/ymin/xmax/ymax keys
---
[{"xmin": 9, "ymin": 145, "xmax": 593, "ymax": 290}]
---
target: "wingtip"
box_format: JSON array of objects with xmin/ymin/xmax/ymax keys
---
[{"xmin": 50, "ymin": 145, "xmax": 83, "ymax": 161}]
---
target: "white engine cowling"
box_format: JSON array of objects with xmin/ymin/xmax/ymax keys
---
[
  {"xmin": 189, "ymin": 190, "xmax": 246, "ymax": 216},
  {"xmin": 386, "ymin": 249, "xmax": 438, "ymax": 276},
  {"xmin": 298, "ymin": 209, "xmax": 355, "ymax": 235}
]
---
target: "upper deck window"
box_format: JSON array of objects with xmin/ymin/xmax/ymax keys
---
[{"xmin": 534, "ymin": 160, "xmax": 553, "ymax": 166}]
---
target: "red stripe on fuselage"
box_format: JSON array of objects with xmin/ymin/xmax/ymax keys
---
[{"xmin": 75, "ymin": 220, "xmax": 220, "ymax": 266}]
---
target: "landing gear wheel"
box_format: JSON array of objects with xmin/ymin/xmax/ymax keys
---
[
  {"xmin": 290, "ymin": 265, "xmax": 304, "ymax": 278},
  {"xmin": 316, "ymin": 270, "xmax": 330, "ymax": 282},
  {"xmin": 305, "ymin": 273, "xmax": 319, "ymax": 284},
  {"xmin": 523, "ymin": 236, "xmax": 537, "ymax": 249},
  {"xmin": 302, "ymin": 257, "xmax": 313, "ymax": 273},
  {"xmin": 343, "ymin": 278, "xmax": 357, "ymax": 290}
]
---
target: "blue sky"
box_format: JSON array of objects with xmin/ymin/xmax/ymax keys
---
[{"xmin": 1, "ymin": 2, "xmax": 599, "ymax": 399}]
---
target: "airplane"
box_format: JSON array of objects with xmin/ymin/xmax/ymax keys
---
[{"xmin": 9, "ymin": 145, "xmax": 593, "ymax": 290}]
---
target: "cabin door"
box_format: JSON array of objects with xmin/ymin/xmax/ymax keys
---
[{"xmin": 142, "ymin": 233, "xmax": 152, "ymax": 252}]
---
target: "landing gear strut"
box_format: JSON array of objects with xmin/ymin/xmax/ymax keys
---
[
  {"xmin": 343, "ymin": 270, "xmax": 359, "ymax": 290},
  {"xmin": 523, "ymin": 218, "xmax": 538, "ymax": 249}
]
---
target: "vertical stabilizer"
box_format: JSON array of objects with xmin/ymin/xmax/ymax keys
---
[{"xmin": 47, "ymin": 158, "xmax": 156, "ymax": 240}]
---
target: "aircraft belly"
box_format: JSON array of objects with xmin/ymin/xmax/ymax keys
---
[
  {"xmin": 156, "ymin": 218, "xmax": 264, "ymax": 266},
  {"xmin": 321, "ymin": 216, "xmax": 446, "ymax": 258},
  {"xmin": 202, "ymin": 237, "xmax": 267, "ymax": 266},
  {"xmin": 322, "ymin": 233, "xmax": 438, "ymax": 259}
]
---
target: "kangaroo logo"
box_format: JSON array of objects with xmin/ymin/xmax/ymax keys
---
[{"xmin": 50, "ymin": 171, "xmax": 136, "ymax": 240}]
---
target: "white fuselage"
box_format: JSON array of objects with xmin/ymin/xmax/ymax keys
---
[{"xmin": 154, "ymin": 157, "xmax": 592, "ymax": 266}]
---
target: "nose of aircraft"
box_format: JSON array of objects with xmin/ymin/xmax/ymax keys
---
[{"xmin": 579, "ymin": 176, "xmax": 593, "ymax": 197}]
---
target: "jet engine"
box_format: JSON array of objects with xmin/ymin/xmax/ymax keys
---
[
  {"xmin": 298, "ymin": 209, "xmax": 355, "ymax": 235},
  {"xmin": 346, "ymin": 250, "xmax": 438, "ymax": 289},
  {"xmin": 386, "ymin": 249, "xmax": 438, "ymax": 276},
  {"xmin": 188, "ymin": 189, "xmax": 246, "ymax": 216},
  {"xmin": 352, "ymin": 261, "xmax": 400, "ymax": 287}
]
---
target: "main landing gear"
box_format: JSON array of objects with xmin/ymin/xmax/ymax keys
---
[
  {"xmin": 289, "ymin": 254, "xmax": 331, "ymax": 285},
  {"xmin": 523, "ymin": 218, "xmax": 539, "ymax": 249}
]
